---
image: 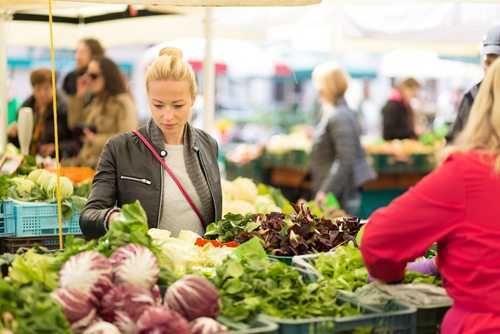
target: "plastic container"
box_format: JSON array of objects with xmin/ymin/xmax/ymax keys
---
[
  {"xmin": 3, "ymin": 200, "xmax": 81, "ymax": 237},
  {"xmin": 414, "ymin": 303, "xmax": 451, "ymax": 334},
  {"xmin": 0, "ymin": 235, "xmax": 63, "ymax": 253},
  {"xmin": 268, "ymin": 254, "xmax": 294, "ymax": 266},
  {"xmin": 223, "ymin": 317, "xmax": 279, "ymax": 334},
  {"xmin": 0, "ymin": 202, "xmax": 14, "ymax": 237},
  {"xmin": 225, "ymin": 158, "xmax": 262, "ymax": 182},
  {"xmin": 262, "ymin": 293, "xmax": 416, "ymax": 334}
]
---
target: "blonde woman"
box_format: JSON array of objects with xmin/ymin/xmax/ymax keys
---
[
  {"xmin": 310, "ymin": 62, "xmax": 375, "ymax": 215},
  {"xmin": 361, "ymin": 58, "xmax": 500, "ymax": 333},
  {"xmin": 80, "ymin": 48, "xmax": 222, "ymax": 239}
]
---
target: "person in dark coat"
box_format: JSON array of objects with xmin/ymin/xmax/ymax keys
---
[
  {"xmin": 310, "ymin": 62, "xmax": 376, "ymax": 215},
  {"xmin": 447, "ymin": 24, "xmax": 500, "ymax": 143},
  {"xmin": 62, "ymin": 38, "xmax": 105, "ymax": 129},
  {"xmin": 7, "ymin": 68, "xmax": 80, "ymax": 158},
  {"xmin": 382, "ymin": 77, "xmax": 421, "ymax": 141}
]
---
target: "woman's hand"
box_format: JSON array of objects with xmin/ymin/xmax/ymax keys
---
[{"xmin": 107, "ymin": 211, "xmax": 121, "ymax": 228}]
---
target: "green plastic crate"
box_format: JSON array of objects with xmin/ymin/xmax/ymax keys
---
[
  {"xmin": 222, "ymin": 317, "xmax": 279, "ymax": 334},
  {"xmin": 225, "ymin": 158, "xmax": 263, "ymax": 182},
  {"xmin": 369, "ymin": 154, "xmax": 434, "ymax": 174},
  {"xmin": 262, "ymin": 294, "xmax": 416, "ymax": 334},
  {"xmin": 263, "ymin": 150, "xmax": 310, "ymax": 170},
  {"xmin": 414, "ymin": 303, "xmax": 451, "ymax": 334},
  {"xmin": 268, "ymin": 254, "xmax": 294, "ymax": 266}
]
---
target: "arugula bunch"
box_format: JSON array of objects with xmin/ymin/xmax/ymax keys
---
[
  {"xmin": 213, "ymin": 238, "xmax": 361, "ymax": 322},
  {"xmin": 315, "ymin": 243, "xmax": 369, "ymax": 292},
  {"xmin": 314, "ymin": 243, "xmax": 442, "ymax": 293},
  {"xmin": 205, "ymin": 213, "xmax": 259, "ymax": 243}
]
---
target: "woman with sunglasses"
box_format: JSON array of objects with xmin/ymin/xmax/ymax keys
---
[
  {"xmin": 80, "ymin": 48, "xmax": 222, "ymax": 239},
  {"xmin": 66, "ymin": 57, "xmax": 138, "ymax": 168}
]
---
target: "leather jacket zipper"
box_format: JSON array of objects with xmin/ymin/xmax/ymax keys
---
[{"xmin": 120, "ymin": 175, "xmax": 152, "ymax": 185}]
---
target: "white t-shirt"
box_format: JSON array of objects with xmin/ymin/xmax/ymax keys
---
[{"xmin": 159, "ymin": 144, "xmax": 204, "ymax": 236}]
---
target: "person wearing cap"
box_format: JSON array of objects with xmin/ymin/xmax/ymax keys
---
[
  {"xmin": 381, "ymin": 77, "xmax": 422, "ymax": 141},
  {"xmin": 446, "ymin": 24, "xmax": 500, "ymax": 142}
]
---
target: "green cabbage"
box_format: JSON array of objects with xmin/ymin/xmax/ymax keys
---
[{"xmin": 12, "ymin": 177, "xmax": 35, "ymax": 196}]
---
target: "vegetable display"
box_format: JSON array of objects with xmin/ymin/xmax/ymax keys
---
[
  {"xmin": 148, "ymin": 229, "xmax": 234, "ymax": 278},
  {"xmin": 213, "ymin": 238, "xmax": 361, "ymax": 322},
  {"xmin": 0, "ymin": 280, "xmax": 71, "ymax": 333},
  {"xmin": 207, "ymin": 203, "xmax": 361, "ymax": 256},
  {"xmin": 221, "ymin": 178, "xmax": 283, "ymax": 216},
  {"xmin": 5, "ymin": 168, "xmax": 87, "ymax": 219},
  {"xmin": 310, "ymin": 242, "xmax": 442, "ymax": 293},
  {"xmin": 165, "ymin": 275, "xmax": 220, "ymax": 321}
]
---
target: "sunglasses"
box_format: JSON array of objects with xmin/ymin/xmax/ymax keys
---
[{"xmin": 87, "ymin": 72, "xmax": 101, "ymax": 81}]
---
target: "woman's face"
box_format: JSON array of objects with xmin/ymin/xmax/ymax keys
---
[
  {"xmin": 33, "ymin": 82, "xmax": 53, "ymax": 107},
  {"xmin": 75, "ymin": 42, "xmax": 92, "ymax": 70},
  {"xmin": 87, "ymin": 61, "xmax": 105, "ymax": 95},
  {"xmin": 148, "ymin": 80, "xmax": 194, "ymax": 138}
]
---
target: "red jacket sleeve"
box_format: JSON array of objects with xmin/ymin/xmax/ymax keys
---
[{"xmin": 360, "ymin": 155, "xmax": 466, "ymax": 282}]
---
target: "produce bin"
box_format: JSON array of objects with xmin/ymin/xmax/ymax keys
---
[
  {"xmin": 369, "ymin": 154, "xmax": 434, "ymax": 174},
  {"xmin": 0, "ymin": 235, "xmax": 64, "ymax": 253},
  {"xmin": 268, "ymin": 254, "xmax": 294, "ymax": 266},
  {"xmin": 262, "ymin": 294, "xmax": 416, "ymax": 334},
  {"xmin": 0, "ymin": 201, "xmax": 15, "ymax": 237},
  {"xmin": 225, "ymin": 158, "xmax": 263, "ymax": 182},
  {"xmin": 263, "ymin": 150, "xmax": 310, "ymax": 170},
  {"xmin": 223, "ymin": 317, "xmax": 279, "ymax": 334},
  {"xmin": 414, "ymin": 303, "xmax": 451, "ymax": 334},
  {"xmin": 2, "ymin": 200, "xmax": 81, "ymax": 237}
]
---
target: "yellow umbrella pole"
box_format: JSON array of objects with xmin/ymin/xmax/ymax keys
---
[{"xmin": 48, "ymin": 0, "xmax": 64, "ymax": 250}]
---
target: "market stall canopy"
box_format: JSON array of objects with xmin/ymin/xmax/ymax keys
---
[{"xmin": 0, "ymin": 0, "xmax": 320, "ymax": 9}]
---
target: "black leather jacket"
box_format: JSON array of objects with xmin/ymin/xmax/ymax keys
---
[{"xmin": 80, "ymin": 121, "xmax": 222, "ymax": 239}]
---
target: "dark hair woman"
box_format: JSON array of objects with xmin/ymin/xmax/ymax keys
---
[{"xmin": 64, "ymin": 57, "xmax": 138, "ymax": 168}]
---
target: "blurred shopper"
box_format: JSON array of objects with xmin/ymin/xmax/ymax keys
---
[
  {"xmin": 447, "ymin": 24, "xmax": 500, "ymax": 142},
  {"xmin": 357, "ymin": 80, "xmax": 381, "ymax": 139},
  {"xmin": 310, "ymin": 62, "xmax": 375, "ymax": 215},
  {"xmin": 66, "ymin": 57, "xmax": 138, "ymax": 168},
  {"xmin": 381, "ymin": 77, "xmax": 421, "ymax": 140},
  {"xmin": 7, "ymin": 68, "xmax": 80, "ymax": 158},
  {"xmin": 63, "ymin": 38, "xmax": 105, "ymax": 128},
  {"xmin": 361, "ymin": 58, "xmax": 500, "ymax": 334}
]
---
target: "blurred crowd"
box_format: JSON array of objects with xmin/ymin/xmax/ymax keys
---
[{"xmin": 7, "ymin": 38, "xmax": 138, "ymax": 168}]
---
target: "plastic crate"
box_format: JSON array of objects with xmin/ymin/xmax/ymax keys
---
[
  {"xmin": 262, "ymin": 294, "xmax": 416, "ymax": 334},
  {"xmin": 223, "ymin": 317, "xmax": 279, "ymax": 334},
  {"xmin": 225, "ymin": 158, "xmax": 263, "ymax": 182},
  {"xmin": 370, "ymin": 154, "xmax": 434, "ymax": 174},
  {"xmin": 268, "ymin": 254, "xmax": 294, "ymax": 266},
  {"xmin": 3, "ymin": 200, "xmax": 81, "ymax": 237},
  {"xmin": 414, "ymin": 303, "xmax": 451, "ymax": 334},
  {"xmin": 0, "ymin": 235, "xmax": 64, "ymax": 253},
  {"xmin": 263, "ymin": 150, "xmax": 310, "ymax": 170},
  {"xmin": 0, "ymin": 201, "xmax": 15, "ymax": 237}
]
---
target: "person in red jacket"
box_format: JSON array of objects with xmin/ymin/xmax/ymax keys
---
[{"xmin": 360, "ymin": 57, "xmax": 500, "ymax": 334}]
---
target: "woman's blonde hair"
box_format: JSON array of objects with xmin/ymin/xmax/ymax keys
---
[
  {"xmin": 146, "ymin": 47, "xmax": 197, "ymax": 98},
  {"xmin": 312, "ymin": 62, "xmax": 349, "ymax": 105},
  {"xmin": 451, "ymin": 57, "xmax": 500, "ymax": 172}
]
